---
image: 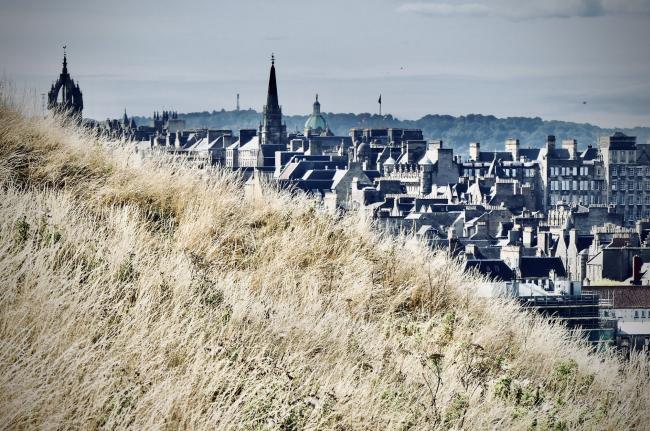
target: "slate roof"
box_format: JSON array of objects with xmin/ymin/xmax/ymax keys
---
[
  {"xmin": 477, "ymin": 151, "xmax": 512, "ymax": 162},
  {"xmin": 580, "ymin": 147, "xmax": 599, "ymax": 160},
  {"xmin": 550, "ymin": 148, "xmax": 570, "ymax": 159},
  {"xmin": 584, "ymin": 286, "xmax": 650, "ymax": 308},
  {"xmin": 465, "ymin": 259, "xmax": 514, "ymax": 281},
  {"xmin": 302, "ymin": 170, "xmax": 336, "ymax": 181},
  {"xmin": 519, "ymin": 148, "xmax": 542, "ymax": 160},
  {"xmin": 239, "ymin": 136, "xmax": 260, "ymax": 150},
  {"xmin": 519, "ymin": 257, "xmax": 567, "ymax": 278}
]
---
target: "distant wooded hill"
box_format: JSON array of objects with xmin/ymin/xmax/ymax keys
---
[{"xmin": 133, "ymin": 110, "xmax": 650, "ymax": 154}]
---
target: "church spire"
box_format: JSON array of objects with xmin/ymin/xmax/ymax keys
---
[
  {"xmin": 62, "ymin": 45, "xmax": 68, "ymax": 75},
  {"xmin": 266, "ymin": 53, "xmax": 279, "ymax": 112},
  {"xmin": 259, "ymin": 53, "xmax": 286, "ymax": 147}
]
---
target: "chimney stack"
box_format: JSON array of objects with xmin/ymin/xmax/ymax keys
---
[
  {"xmin": 546, "ymin": 135, "xmax": 556, "ymax": 153},
  {"xmin": 469, "ymin": 142, "xmax": 480, "ymax": 161},
  {"xmin": 633, "ymin": 255, "xmax": 642, "ymax": 285},
  {"xmin": 505, "ymin": 138, "xmax": 520, "ymax": 160},
  {"xmin": 562, "ymin": 139, "xmax": 578, "ymax": 159}
]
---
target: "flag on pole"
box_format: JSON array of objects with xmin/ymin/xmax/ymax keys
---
[{"xmin": 378, "ymin": 94, "xmax": 382, "ymax": 116}]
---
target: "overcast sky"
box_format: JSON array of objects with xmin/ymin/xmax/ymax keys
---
[{"xmin": 1, "ymin": 0, "xmax": 649, "ymax": 128}]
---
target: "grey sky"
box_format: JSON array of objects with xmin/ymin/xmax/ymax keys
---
[{"xmin": 1, "ymin": 0, "xmax": 649, "ymax": 128}]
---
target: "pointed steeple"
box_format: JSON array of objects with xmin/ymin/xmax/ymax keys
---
[
  {"xmin": 62, "ymin": 45, "xmax": 68, "ymax": 75},
  {"xmin": 259, "ymin": 53, "xmax": 286, "ymax": 147},
  {"xmin": 266, "ymin": 53, "xmax": 279, "ymax": 111}
]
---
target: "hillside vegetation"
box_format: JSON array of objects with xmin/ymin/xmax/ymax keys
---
[
  {"xmin": 134, "ymin": 110, "xmax": 650, "ymax": 152},
  {"xmin": 2, "ymin": 95, "xmax": 650, "ymax": 430}
]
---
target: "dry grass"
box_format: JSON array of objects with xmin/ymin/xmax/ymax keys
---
[{"xmin": 0, "ymin": 93, "xmax": 649, "ymax": 430}]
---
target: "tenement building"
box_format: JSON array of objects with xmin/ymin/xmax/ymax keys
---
[
  {"xmin": 542, "ymin": 135, "xmax": 606, "ymax": 210},
  {"xmin": 600, "ymin": 133, "xmax": 650, "ymax": 224}
]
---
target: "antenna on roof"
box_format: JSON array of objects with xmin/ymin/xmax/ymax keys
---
[{"xmin": 236, "ymin": 93, "xmax": 240, "ymax": 111}]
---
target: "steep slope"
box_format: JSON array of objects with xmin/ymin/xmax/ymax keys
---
[{"xmin": 1, "ymin": 98, "xmax": 649, "ymax": 430}]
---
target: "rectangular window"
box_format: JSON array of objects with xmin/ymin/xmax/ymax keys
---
[
  {"xmin": 629, "ymin": 181, "xmax": 635, "ymax": 190},
  {"xmin": 612, "ymin": 166, "xmax": 618, "ymax": 176},
  {"xmin": 573, "ymin": 167, "xmax": 578, "ymax": 176},
  {"xmin": 573, "ymin": 180, "xmax": 578, "ymax": 190},
  {"xmin": 638, "ymin": 167, "xmax": 644, "ymax": 176},
  {"xmin": 629, "ymin": 167, "xmax": 635, "ymax": 176}
]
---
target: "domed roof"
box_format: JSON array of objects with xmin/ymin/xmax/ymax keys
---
[
  {"xmin": 357, "ymin": 141, "xmax": 371, "ymax": 156},
  {"xmin": 384, "ymin": 156, "xmax": 396, "ymax": 165},
  {"xmin": 304, "ymin": 94, "xmax": 328, "ymax": 133}
]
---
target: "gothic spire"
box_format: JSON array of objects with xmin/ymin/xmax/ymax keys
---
[
  {"xmin": 62, "ymin": 45, "xmax": 68, "ymax": 75},
  {"xmin": 266, "ymin": 53, "xmax": 279, "ymax": 112}
]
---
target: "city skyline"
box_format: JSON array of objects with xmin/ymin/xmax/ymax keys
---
[{"xmin": 1, "ymin": 0, "xmax": 649, "ymax": 128}]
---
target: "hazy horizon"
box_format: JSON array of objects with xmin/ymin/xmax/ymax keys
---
[{"xmin": 2, "ymin": 0, "xmax": 649, "ymax": 128}]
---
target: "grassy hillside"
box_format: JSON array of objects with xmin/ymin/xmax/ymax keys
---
[
  {"xmin": 2, "ymin": 96, "xmax": 650, "ymax": 430},
  {"xmin": 134, "ymin": 110, "xmax": 650, "ymax": 152}
]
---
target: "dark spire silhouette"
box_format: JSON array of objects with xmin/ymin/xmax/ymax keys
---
[
  {"xmin": 266, "ymin": 53, "xmax": 279, "ymax": 112},
  {"xmin": 62, "ymin": 45, "xmax": 68, "ymax": 75},
  {"xmin": 259, "ymin": 53, "xmax": 286, "ymax": 146},
  {"xmin": 47, "ymin": 45, "xmax": 83, "ymax": 118}
]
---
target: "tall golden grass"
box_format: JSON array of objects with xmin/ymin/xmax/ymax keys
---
[{"xmin": 0, "ymin": 93, "xmax": 649, "ymax": 430}]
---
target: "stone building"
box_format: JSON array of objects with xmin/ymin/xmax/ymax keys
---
[
  {"xmin": 600, "ymin": 133, "xmax": 650, "ymax": 224},
  {"xmin": 47, "ymin": 50, "xmax": 83, "ymax": 119},
  {"xmin": 542, "ymin": 135, "xmax": 606, "ymax": 210},
  {"xmin": 258, "ymin": 54, "xmax": 287, "ymax": 148}
]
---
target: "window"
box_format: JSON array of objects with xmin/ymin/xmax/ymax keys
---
[
  {"xmin": 635, "ymin": 310, "xmax": 639, "ymax": 319},
  {"xmin": 620, "ymin": 181, "xmax": 626, "ymax": 190},
  {"xmin": 629, "ymin": 167, "xmax": 635, "ymax": 176},
  {"xmin": 646, "ymin": 182, "xmax": 650, "ymax": 191},
  {"xmin": 612, "ymin": 181, "xmax": 617, "ymax": 191},
  {"xmin": 612, "ymin": 166, "xmax": 618, "ymax": 176},
  {"xmin": 573, "ymin": 167, "xmax": 578, "ymax": 176},
  {"xmin": 629, "ymin": 195, "xmax": 635, "ymax": 205},
  {"xmin": 638, "ymin": 167, "xmax": 644, "ymax": 176},
  {"xmin": 638, "ymin": 195, "xmax": 643, "ymax": 205},
  {"xmin": 573, "ymin": 180, "xmax": 578, "ymax": 190},
  {"xmin": 629, "ymin": 181, "xmax": 635, "ymax": 190}
]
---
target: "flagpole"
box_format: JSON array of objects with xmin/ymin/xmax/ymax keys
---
[{"xmin": 379, "ymin": 94, "xmax": 382, "ymax": 116}]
